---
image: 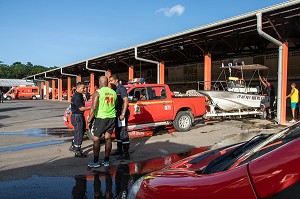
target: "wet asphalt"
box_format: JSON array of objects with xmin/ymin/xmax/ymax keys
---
[{"xmin": 0, "ymin": 100, "xmax": 281, "ymax": 198}]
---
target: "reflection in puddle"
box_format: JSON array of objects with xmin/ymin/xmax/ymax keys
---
[
  {"xmin": 0, "ymin": 140, "xmax": 64, "ymax": 152},
  {"xmin": 0, "ymin": 147, "xmax": 207, "ymax": 198},
  {"xmin": 0, "ymin": 128, "xmax": 73, "ymax": 138}
]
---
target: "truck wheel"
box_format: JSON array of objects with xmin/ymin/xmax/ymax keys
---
[
  {"xmin": 32, "ymin": 96, "xmax": 37, "ymax": 100},
  {"xmin": 6, "ymin": 96, "xmax": 12, "ymax": 100},
  {"xmin": 173, "ymin": 111, "xmax": 193, "ymax": 132}
]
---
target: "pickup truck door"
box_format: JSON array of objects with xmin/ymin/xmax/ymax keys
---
[
  {"xmin": 143, "ymin": 86, "xmax": 174, "ymax": 122},
  {"xmin": 128, "ymin": 87, "xmax": 153, "ymax": 124}
]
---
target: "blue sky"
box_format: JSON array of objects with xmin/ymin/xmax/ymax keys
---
[{"xmin": 0, "ymin": 0, "xmax": 288, "ymax": 67}]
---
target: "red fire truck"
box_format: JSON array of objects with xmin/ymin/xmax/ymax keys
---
[{"xmin": 4, "ymin": 85, "xmax": 40, "ymax": 100}]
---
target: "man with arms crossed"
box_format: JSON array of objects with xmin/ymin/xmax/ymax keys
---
[{"xmin": 88, "ymin": 76, "xmax": 117, "ymax": 167}]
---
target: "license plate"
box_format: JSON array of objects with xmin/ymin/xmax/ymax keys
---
[{"xmin": 63, "ymin": 116, "xmax": 68, "ymax": 122}]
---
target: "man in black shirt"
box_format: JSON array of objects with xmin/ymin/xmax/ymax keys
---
[
  {"xmin": 109, "ymin": 74, "xmax": 130, "ymax": 159},
  {"xmin": 259, "ymin": 76, "xmax": 276, "ymax": 119},
  {"xmin": 70, "ymin": 82, "xmax": 91, "ymax": 158}
]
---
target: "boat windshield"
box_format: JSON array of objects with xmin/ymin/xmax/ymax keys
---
[
  {"xmin": 202, "ymin": 123, "xmax": 300, "ymax": 174},
  {"xmin": 227, "ymin": 79, "xmax": 245, "ymax": 89}
]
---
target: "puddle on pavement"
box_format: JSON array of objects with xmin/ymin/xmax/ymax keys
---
[
  {"xmin": 0, "ymin": 140, "xmax": 64, "ymax": 152},
  {"xmin": 0, "ymin": 128, "xmax": 74, "ymax": 152},
  {"xmin": 0, "ymin": 147, "xmax": 207, "ymax": 199},
  {"xmin": 0, "ymin": 128, "xmax": 74, "ymax": 138}
]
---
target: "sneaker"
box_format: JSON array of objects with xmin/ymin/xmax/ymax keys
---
[
  {"xmin": 112, "ymin": 149, "xmax": 123, "ymax": 156},
  {"xmin": 102, "ymin": 161, "xmax": 110, "ymax": 167},
  {"xmin": 88, "ymin": 161, "xmax": 101, "ymax": 168},
  {"xmin": 117, "ymin": 152, "xmax": 130, "ymax": 160},
  {"xmin": 69, "ymin": 145, "xmax": 75, "ymax": 152},
  {"xmin": 74, "ymin": 148, "xmax": 87, "ymax": 158},
  {"xmin": 69, "ymin": 141, "xmax": 75, "ymax": 152},
  {"xmin": 289, "ymin": 119, "xmax": 296, "ymax": 123}
]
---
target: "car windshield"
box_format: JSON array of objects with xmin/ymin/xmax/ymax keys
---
[{"xmin": 202, "ymin": 122, "xmax": 300, "ymax": 174}]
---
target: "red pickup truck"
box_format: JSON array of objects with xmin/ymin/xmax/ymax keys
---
[{"xmin": 64, "ymin": 84, "xmax": 206, "ymax": 139}]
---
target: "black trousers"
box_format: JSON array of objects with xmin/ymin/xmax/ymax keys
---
[
  {"xmin": 269, "ymin": 96, "xmax": 275, "ymax": 118},
  {"xmin": 115, "ymin": 111, "xmax": 129, "ymax": 151},
  {"xmin": 71, "ymin": 114, "xmax": 85, "ymax": 147}
]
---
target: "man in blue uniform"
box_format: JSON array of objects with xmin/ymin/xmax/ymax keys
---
[
  {"xmin": 109, "ymin": 74, "xmax": 130, "ymax": 159},
  {"xmin": 69, "ymin": 82, "xmax": 91, "ymax": 158}
]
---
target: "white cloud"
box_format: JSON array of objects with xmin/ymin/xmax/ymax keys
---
[{"xmin": 156, "ymin": 4, "xmax": 185, "ymax": 17}]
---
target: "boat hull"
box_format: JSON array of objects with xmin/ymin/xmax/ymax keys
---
[{"xmin": 199, "ymin": 90, "xmax": 265, "ymax": 111}]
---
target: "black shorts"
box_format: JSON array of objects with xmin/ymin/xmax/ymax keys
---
[{"xmin": 92, "ymin": 118, "xmax": 115, "ymax": 137}]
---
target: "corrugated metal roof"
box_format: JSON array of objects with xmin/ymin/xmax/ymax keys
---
[
  {"xmin": 60, "ymin": 0, "xmax": 300, "ymax": 66},
  {"xmin": 0, "ymin": 79, "xmax": 34, "ymax": 87},
  {"xmin": 27, "ymin": 0, "xmax": 300, "ymax": 79}
]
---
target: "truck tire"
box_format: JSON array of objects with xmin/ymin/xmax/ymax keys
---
[
  {"xmin": 173, "ymin": 111, "xmax": 193, "ymax": 132},
  {"xmin": 32, "ymin": 96, "xmax": 37, "ymax": 100},
  {"xmin": 6, "ymin": 96, "xmax": 12, "ymax": 100}
]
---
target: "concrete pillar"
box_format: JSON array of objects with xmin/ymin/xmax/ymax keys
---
[
  {"xmin": 45, "ymin": 81, "xmax": 49, "ymax": 100},
  {"xmin": 90, "ymin": 72, "xmax": 95, "ymax": 94},
  {"xmin": 159, "ymin": 62, "xmax": 165, "ymax": 84},
  {"xmin": 204, "ymin": 53, "xmax": 212, "ymax": 90},
  {"xmin": 52, "ymin": 80, "xmax": 56, "ymax": 101},
  {"xmin": 67, "ymin": 77, "xmax": 71, "ymax": 102},
  {"xmin": 59, "ymin": 78, "xmax": 62, "ymax": 101},
  {"xmin": 77, "ymin": 75, "xmax": 81, "ymax": 83},
  {"xmin": 281, "ymin": 43, "xmax": 288, "ymax": 124},
  {"xmin": 129, "ymin": 66, "xmax": 134, "ymax": 80},
  {"xmin": 40, "ymin": 81, "xmax": 44, "ymax": 100}
]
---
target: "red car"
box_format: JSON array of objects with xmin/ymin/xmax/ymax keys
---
[{"xmin": 128, "ymin": 122, "xmax": 300, "ymax": 199}]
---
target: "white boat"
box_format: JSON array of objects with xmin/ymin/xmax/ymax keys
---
[
  {"xmin": 199, "ymin": 90, "xmax": 265, "ymax": 111},
  {"xmin": 198, "ymin": 64, "xmax": 268, "ymax": 112}
]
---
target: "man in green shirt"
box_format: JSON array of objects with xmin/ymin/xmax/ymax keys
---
[{"xmin": 87, "ymin": 76, "xmax": 117, "ymax": 167}]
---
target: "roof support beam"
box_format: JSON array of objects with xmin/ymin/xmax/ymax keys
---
[
  {"xmin": 267, "ymin": 17, "xmax": 283, "ymax": 41},
  {"xmin": 175, "ymin": 49, "xmax": 188, "ymax": 58},
  {"xmin": 116, "ymin": 57, "xmax": 135, "ymax": 80},
  {"xmin": 190, "ymin": 39, "xmax": 205, "ymax": 53},
  {"xmin": 146, "ymin": 50, "xmax": 159, "ymax": 61}
]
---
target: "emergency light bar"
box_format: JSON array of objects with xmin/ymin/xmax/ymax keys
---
[{"xmin": 128, "ymin": 78, "xmax": 145, "ymax": 84}]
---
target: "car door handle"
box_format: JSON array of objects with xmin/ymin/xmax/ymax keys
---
[
  {"xmin": 142, "ymin": 104, "xmax": 148, "ymax": 106},
  {"xmin": 163, "ymin": 102, "xmax": 168, "ymax": 105}
]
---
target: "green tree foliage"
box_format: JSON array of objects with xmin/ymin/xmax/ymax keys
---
[{"xmin": 0, "ymin": 61, "xmax": 58, "ymax": 79}]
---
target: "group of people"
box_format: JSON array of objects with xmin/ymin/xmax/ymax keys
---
[
  {"xmin": 69, "ymin": 74, "xmax": 130, "ymax": 168},
  {"xmin": 259, "ymin": 76, "xmax": 299, "ymax": 123}
]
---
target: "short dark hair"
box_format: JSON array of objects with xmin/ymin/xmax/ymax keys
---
[
  {"xmin": 76, "ymin": 82, "xmax": 84, "ymax": 88},
  {"xmin": 110, "ymin": 74, "xmax": 119, "ymax": 81}
]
